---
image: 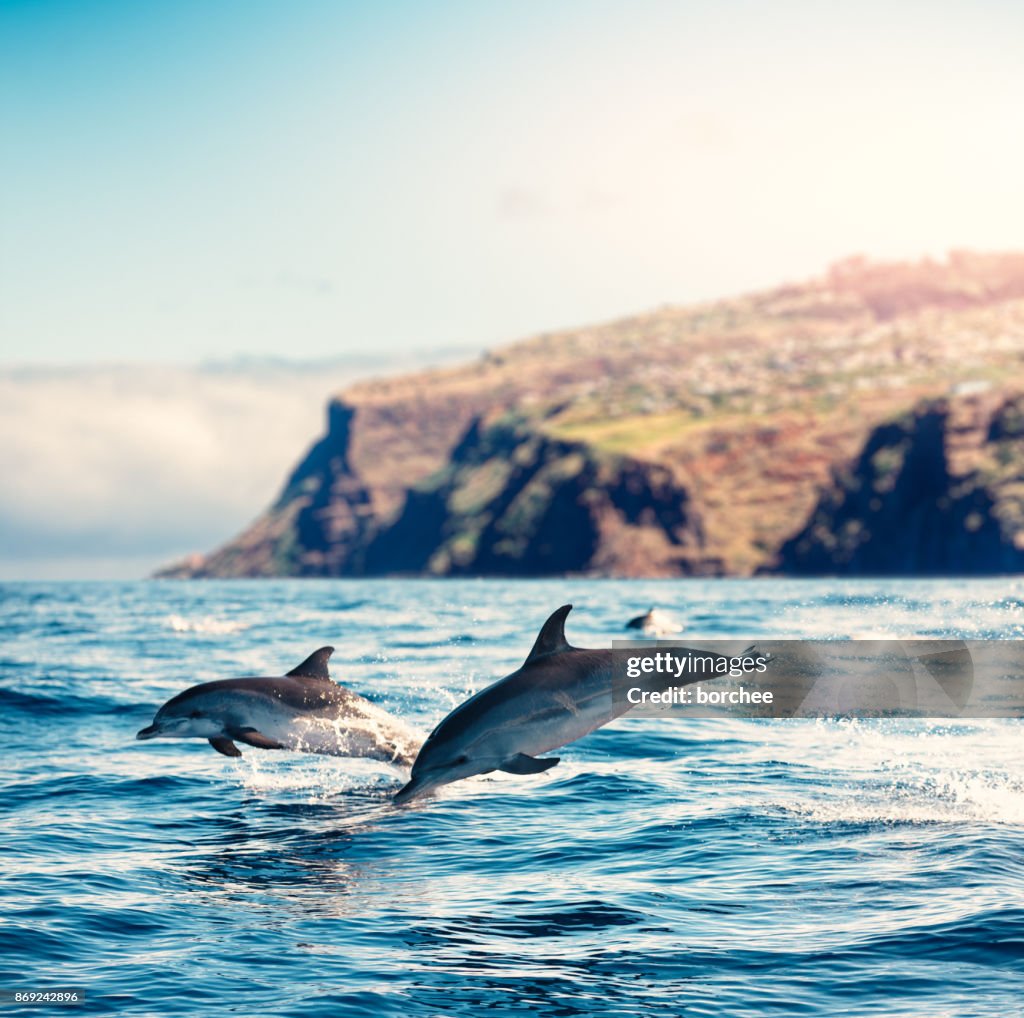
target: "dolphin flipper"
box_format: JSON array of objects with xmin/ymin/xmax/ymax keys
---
[
  {"xmin": 209, "ymin": 736, "xmax": 242, "ymax": 757},
  {"xmin": 229, "ymin": 727, "xmax": 285, "ymax": 750},
  {"xmin": 498, "ymin": 753, "xmax": 560, "ymax": 775}
]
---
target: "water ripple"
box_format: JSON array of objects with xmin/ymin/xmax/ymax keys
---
[{"xmin": 0, "ymin": 579, "xmax": 1022, "ymax": 1017}]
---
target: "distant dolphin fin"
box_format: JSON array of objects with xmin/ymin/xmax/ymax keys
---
[
  {"xmin": 524, "ymin": 605, "xmax": 574, "ymax": 664},
  {"xmin": 286, "ymin": 646, "xmax": 335, "ymax": 681},
  {"xmin": 498, "ymin": 753, "xmax": 560, "ymax": 775},
  {"xmin": 229, "ymin": 727, "xmax": 285, "ymax": 750},
  {"xmin": 209, "ymin": 736, "xmax": 242, "ymax": 757}
]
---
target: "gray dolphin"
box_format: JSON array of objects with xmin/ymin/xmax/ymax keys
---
[
  {"xmin": 136, "ymin": 646, "xmax": 422, "ymax": 764},
  {"xmin": 394, "ymin": 605, "xmax": 623, "ymax": 804},
  {"xmin": 625, "ymin": 607, "xmax": 683, "ymax": 638}
]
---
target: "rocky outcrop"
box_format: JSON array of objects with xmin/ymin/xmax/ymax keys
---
[
  {"xmin": 771, "ymin": 392, "xmax": 1024, "ymax": 575},
  {"xmin": 158, "ymin": 252, "xmax": 1024, "ymax": 578},
  {"xmin": 166, "ymin": 412, "xmax": 712, "ymax": 577},
  {"xmin": 364, "ymin": 419, "xmax": 710, "ymax": 576},
  {"xmin": 165, "ymin": 401, "xmax": 375, "ymax": 577}
]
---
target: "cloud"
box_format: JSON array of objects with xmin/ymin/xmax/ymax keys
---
[{"xmin": 0, "ymin": 353, "xmax": 469, "ymax": 577}]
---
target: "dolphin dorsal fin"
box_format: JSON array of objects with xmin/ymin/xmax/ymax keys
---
[
  {"xmin": 524, "ymin": 605, "xmax": 573, "ymax": 665},
  {"xmin": 286, "ymin": 646, "xmax": 334, "ymax": 681}
]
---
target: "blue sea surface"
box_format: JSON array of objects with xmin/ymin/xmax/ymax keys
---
[{"xmin": 1, "ymin": 579, "xmax": 1023, "ymax": 1017}]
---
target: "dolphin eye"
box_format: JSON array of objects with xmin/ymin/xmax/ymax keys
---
[{"xmin": 189, "ymin": 710, "xmax": 203, "ymax": 719}]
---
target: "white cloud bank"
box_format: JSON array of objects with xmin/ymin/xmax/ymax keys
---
[{"xmin": 0, "ymin": 353, "xmax": 469, "ymax": 579}]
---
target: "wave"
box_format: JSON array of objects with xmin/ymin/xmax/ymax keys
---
[
  {"xmin": 0, "ymin": 686, "xmax": 126, "ymax": 718},
  {"xmin": 165, "ymin": 614, "xmax": 248, "ymax": 634}
]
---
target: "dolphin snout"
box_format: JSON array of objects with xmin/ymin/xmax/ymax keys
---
[
  {"xmin": 393, "ymin": 774, "xmax": 440, "ymax": 806},
  {"xmin": 136, "ymin": 723, "xmax": 160, "ymax": 740},
  {"xmin": 393, "ymin": 779, "xmax": 421, "ymax": 805}
]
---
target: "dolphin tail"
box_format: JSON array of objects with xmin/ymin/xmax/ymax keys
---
[{"xmin": 743, "ymin": 643, "xmax": 774, "ymax": 666}]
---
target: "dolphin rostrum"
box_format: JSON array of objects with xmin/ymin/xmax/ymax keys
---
[
  {"xmin": 395, "ymin": 605, "xmax": 624, "ymax": 804},
  {"xmin": 136, "ymin": 647, "xmax": 422, "ymax": 765}
]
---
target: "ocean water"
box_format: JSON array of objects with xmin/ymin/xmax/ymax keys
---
[{"xmin": 1, "ymin": 578, "xmax": 1022, "ymax": 1018}]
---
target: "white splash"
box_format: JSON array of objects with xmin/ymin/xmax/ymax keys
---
[
  {"xmin": 627, "ymin": 608, "xmax": 684, "ymax": 638},
  {"xmin": 232, "ymin": 752, "xmax": 398, "ymax": 802},
  {"xmin": 761, "ymin": 718, "xmax": 1024, "ymax": 826},
  {"xmin": 288, "ymin": 711, "xmax": 423, "ymax": 766}
]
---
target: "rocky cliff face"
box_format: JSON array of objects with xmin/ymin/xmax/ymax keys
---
[
  {"xmin": 363, "ymin": 418, "xmax": 710, "ymax": 576},
  {"xmin": 159, "ymin": 252, "xmax": 1024, "ymax": 578},
  {"xmin": 772, "ymin": 392, "xmax": 1024, "ymax": 575},
  {"xmin": 169, "ymin": 384, "xmax": 507, "ymax": 577},
  {"xmin": 174, "ymin": 409, "xmax": 711, "ymax": 577}
]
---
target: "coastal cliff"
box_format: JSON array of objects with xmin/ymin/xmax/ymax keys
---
[
  {"xmin": 160, "ymin": 252, "xmax": 1024, "ymax": 577},
  {"xmin": 771, "ymin": 392, "xmax": 1024, "ymax": 574}
]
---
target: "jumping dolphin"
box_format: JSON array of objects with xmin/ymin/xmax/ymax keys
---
[
  {"xmin": 395, "ymin": 605, "xmax": 623, "ymax": 804},
  {"xmin": 136, "ymin": 647, "xmax": 422, "ymax": 764}
]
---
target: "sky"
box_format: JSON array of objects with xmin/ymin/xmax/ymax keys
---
[
  {"xmin": 2, "ymin": 0, "xmax": 1024, "ymax": 578},
  {"xmin": 3, "ymin": 0, "xmax": 1024, "ymax": 366}
]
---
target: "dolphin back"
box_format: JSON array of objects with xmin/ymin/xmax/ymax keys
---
[{"xmin": 160, "ymin": 675, "xmax": 364, "ymax": 714}]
